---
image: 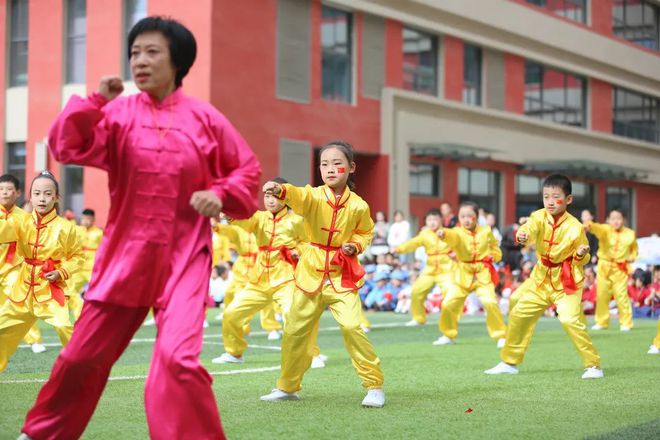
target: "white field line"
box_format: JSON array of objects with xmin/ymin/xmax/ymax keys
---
[
  {"xmin": 0, "ymin": 366, "xmax": 281, "ymax": 385},
  {"xmin": 18, "ymin": 320, "xmax": 428, "ymax": 348}
]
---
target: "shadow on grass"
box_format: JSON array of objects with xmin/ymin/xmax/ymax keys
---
[{"xmin": 585, "ymin": 418, "xmax": 660, "ymax": 440}]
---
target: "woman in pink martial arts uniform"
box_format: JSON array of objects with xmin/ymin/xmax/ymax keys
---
[{"xmin": 19, "ymin": 17, "xmax": 261, "ymax": 440}]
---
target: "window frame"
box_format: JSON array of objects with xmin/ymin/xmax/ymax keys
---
[
  {"xmin": 320, "ymin": 5, "xmax": 354, "ymax": 104},
  {"xmin": 64, "ymin": 0, "xmax": 87, "ymax": 84},
  {"xmin": 409, "ymin": 162, "xmax": 441, "ymax": 197},
  {"xmin": 402, "ymin": 26, "xmax": 439, "ymax": 96},
  {"xmin": 8, "ymin": 0, "xmax": 29, "ymax": 87}
]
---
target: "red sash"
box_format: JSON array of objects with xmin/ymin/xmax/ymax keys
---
[
  {"xmin": 461, "ymin": 257, "xmax": 500, "ymax": 285},
  {"xmin": 5, "ymin": 242, "xmax": 17, "ymax": 264},
  {"xmin": 330, "ymin": 248, "xmax": 365, "ymax": 290},
  {"xmin": 541, "ymin": 257, "xmax": 578, "ymax": 294},
  {"xmin": 278, "ymin": 246, "xmax": 298, "ymax": 269},
  {"xmin": 24, "ymin": 258, "xmax": 66, "ymax": 306}
]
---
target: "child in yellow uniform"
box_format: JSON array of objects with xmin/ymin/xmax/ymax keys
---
[
  {"xmin": 0, "ymin": 174, "xmax": 48, "ymax": 354},
  {"xmin": 648, "ymin": 321, "xmax": 660, "ymax": 354},
  {"xmin": 213, "ymin": 178, "xmax": 323, "ymax": 364},
  {"xmin": 584, "ymin": 209, "xmax": 637, "ymax": 331},
  {"xmin": 67, "ymin": 208, "xmax": 104, "ymax": 321},
  {"xmin": 260, "ymin": 141, "xmax": 385, "ymax": 408},
  {"xmin": 485, "ymin": 174, "xmax": 603, "ymax": 379},
  {"xmin": 214, "ymin": 220, "xmax": 282, "ymax": 339},
  {"xmin": 0, "ymin": 171, "xmax": 83, "ymax": 372},
  {"xmin": 395, "ymin": 208, "xmax": 456, "ymax": 326},
  {"xmin": 435, "ymin": 201, "xmax": 506, "ymax": 347}
]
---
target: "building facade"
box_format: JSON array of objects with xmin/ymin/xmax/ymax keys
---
[{"xmin": 2, "ymin": 0, "xmax": 660, "ymax": 235}]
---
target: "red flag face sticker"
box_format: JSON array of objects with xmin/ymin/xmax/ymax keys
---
[
  {"xmin": 556, "ymin": 200, "xmax": 563, "ymax": 205},
  {"xmin": 465, "ymin": 408, "xmax": 473, "ymax": 413},
  {"xmin": 337, "ymin": 167, "xmax": 346, "ymax": 174}
]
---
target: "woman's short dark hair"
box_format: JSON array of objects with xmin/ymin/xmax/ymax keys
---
[{"xmin": 128, "ymin": 16, "xmax": 197, "ymax": 88}]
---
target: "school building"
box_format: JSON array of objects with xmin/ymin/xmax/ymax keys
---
[{"xmin": 1, "ymin": 0, "xmax": 660, "ymax": 234}]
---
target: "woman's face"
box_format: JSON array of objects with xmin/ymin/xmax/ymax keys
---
[
  {"xmin": 30, "ymin": 178, "xmax": 58, "ymax": 215},
  {"xmin": 394, "ymin": 212, "xmax": 404, "ymax": 223},
  {"xmin": 130, "ymin": 31, "xmax": 177, "ymax": 99},
  {"xmin": 376, "ymin": 211, "xmax": 386, "ymax": 222}
]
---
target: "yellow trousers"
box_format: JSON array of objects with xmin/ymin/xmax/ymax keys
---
[
  {"xmin": 653, "ymin": 320, "xmax": 660, "ymax": 349},
  {"xmin": 410, "ymin": 273, "xmax": 453, "ymax": 324},
  {"xmin": 440, "ymin": 283, "xmax": 506, "ymax": 340},
  {"xmin": 1, "ymin": 268, "xmax": 44, "ymax": 346},
  {"xmin": 23, "ymin": 323, "xmax": 43, "ymax": 345},
  {"xmin": 223, "ymin": 282, "xmax": 297, "ymax": 357},
  {"xmin": 0, "ymin": 296, "xmax": 73, "ymax": 372},
  {"xmin": 502, "ymin": 282, "xmax": 600, "ymax": 368},
  {"xmin": 67, "ymin": 293, "xmax": 84, "ymax": 322},
  {"xmin": 277, "ymin": 285, "xmax": 384, "ymax": 393},
  {"xmin": 260, "ymin": 301, "xmax": 282, "ymax": 332},
  {"xmin": 360, "ymin": 308, "xmax": 371, "ymax": 329},
  {"xmin": 594, "ymin": 270, "xmax": 633, "ymax": 329}
]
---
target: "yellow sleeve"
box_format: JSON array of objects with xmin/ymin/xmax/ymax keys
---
[
  {"xmin": 572, "ymin": 228, "xmax": 590, "ymax": 267},
  {"xmin": 215, "ymin": 223, "xmax": 240, "ymax": 244},
  {"xmin": 517, "ymin": 215, "xmax": 539, "ymax": 244},
  {"xmin": 587, "ymin": 222, "xmax": 608, "ymax": 241},
  {"xmin": 440, "ymin": 228, "xmax": 461, "ymax": 250},
  {"xmin": 488, "ymin": 230, "xmax": 502, "ymax": 263},
  {"xmin": 348, "ymin": 204, "xmax": 375, "ymax": 254},
  {"xmin": 0, "ymin": 217, "xmax": 20, "ymax": 243},
  {"xmin": 395, "ymin": 232, "xmax": 426, "ymax": 254},
  {"xmin": 279, "ymin": 184, "xmax": 314, "ymax": 218},
  {"xmin": 229, "ymin": 212, "xmax": 259, "ymax": 233},
  {"xmin": 58, "ymin": 224, "xmax": 84, "ymax": 280},
  {"xmin": 629, "ymin": 234, "xmax": 639, "ymax": 262}
]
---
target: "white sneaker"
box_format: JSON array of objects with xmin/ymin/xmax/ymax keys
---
[
  {"xmin": 405, "ymin": 320, "xmax": 422, "ymax": 327},
  {"xmin": 211, "ymin": 353, "xmax": 244, "ymax": 364},
  {"xmin": 497, "ymin": 338, "xmax": 506, "ymax": 349},
  {"xmin": 361, "ymin": 325, "xmax": 371, "ymax": 333},
  {"xmin": 647, "ymin": 345, "xmax": 660, "ymax": 355},
  {"xmin": 31, "ymin": 343, "xmax": 47, "ymax": 354},
  {"xmin": 215, "ymin": 312, "xmax": 223, "ymax": 321},
  {"xmin": 620, "ymin": 326, "xmax": 631, "ymax": 332},
  {"xmin": 311, "ymin": 356, "xmax": 326, "ymax": 369},
  {"xmin": 267, "ymin": 330, "xmax": 281, "ymax": 341},
  {"xmin": 432, "ymin": 335, "xmax": 455, "ymax": 346},
  {"xmin": 484, "ymin": 362, "xmax": 519, "ymax": 375},
  {"xmin": 203, "ymin": 320, "xmax": 209, "ymax": 329},
  {"xmin": 260, "ymin": 389, "xmax": 299, "ymax": 401},
  {"xmin": 581, "ymin": 366, "xmax": 604, "ymax": 379},
  {"xmin": 17, "ymin": 434, "xmax": 33, "ymax": 440},
  {"xmin": 361, "ymin": 389, "xmax": 385, "ymax": 408},
  {"xmin": 318, "ymin": 354, "xmax": 328, "ymax": 362},
  {"xmin": 590, "ymin": 324, "xmax": 605, "ymax": 330},
  {"xmin": 275, "ymin": 313, "xmax": 283, "ymax": 323},
  {"xmin": 143, "ymin": 318, "xmax": 156, "ymax": 326}
]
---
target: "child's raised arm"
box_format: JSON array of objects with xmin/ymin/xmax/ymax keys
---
[{"xmin": 270, "ymin": 183, "xmax": 314, "ymax": 218}]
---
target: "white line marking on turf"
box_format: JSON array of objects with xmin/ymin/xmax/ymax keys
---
[{"xmin": 0, "ymin": 366, "xmax": 282, "ymax": 385}]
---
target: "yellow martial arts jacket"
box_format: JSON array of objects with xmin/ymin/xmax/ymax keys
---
[
  {"xmin": 231, "ymin": 208, "xmax": 305, "ymax": 288},
  {"xmin": 0, "ymin": 208, "xmax": 83, "ymax": 305},
  {"xmin": 440, "ymin": 225, "xmax": 502, "ymax": 289},
  {"xmin": 0, "ymin": 205, "xmax": 29, "ymax": 278},
  {"xmin": 277, "ymin": 184, "xmax": 374, "ymax": 294},
  {"xmin": 78, "ymin": 225, "xmax": 104, "ymax": 280},
  {"xmin": 214, "ymin": 223, "xmax": 258, "ymax": 286},
  {"xmin": 212, "ymin": 229, "xmax": 232, "ymax": 266},
  {"xmin": 396, "ymin": 228, "xmax": 456, "ymax": 276},
  {"xmin": 587, "ymin": 222, "xmax": 637, "ymax": 277},
  {"xmin": 519, "ymin": 209, "xmax": 589, "ymax": 293}
]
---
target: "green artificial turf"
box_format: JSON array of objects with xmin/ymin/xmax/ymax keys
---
[{"xmin": 0, "ymin": 312, "xmax": 658, "ymax": 439}]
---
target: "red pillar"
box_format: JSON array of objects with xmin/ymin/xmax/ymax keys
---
[
  {"xmin": 27, "ymin": 0, "xmax": 64, "ymax": 183},
  {"xmin": 591, "ymin": 0, "xmax": 613, "ymax": 36},
  {"xmin": 443, "ymin": 35, "xmax": 463, "ymax": 101},
  {"xmin": 442, "ymin": 160, "xmax": 460, "ymax": 208},
  {"xmin": 591, "ymin": 79, "xmax": 612, "ymax": 133},
  {"xmin": 385, "ymin": 19, "xmax": 403, "ymax": 88},
  {"xmin": 505, "ymin": 54, "xmax": 525, "ymax": 114}
]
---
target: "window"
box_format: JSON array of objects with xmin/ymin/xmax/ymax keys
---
[
  {"xmin": 613, "ymin": 87, "xmax": 660, "ymax": 144},
  {"xmin": 568, "ymin": 181, "xmax": 595, "ymax": 218},
  {"xmin": 515, "ymin": 174, "xmax": 544, "ymax": 219},
  {"xmin": 402, "ymin": 27, "xmax": 437, "ymax": 96},
  {"xmin": 123, "ymin": 0, "xmax": 148, "ymax": 80},
  {"xmin": 458, "ymin": 168, "xmax": 500, "ymax": 220},
  {"xmin": 410, "ymin": 163, "xmax": 440, "ymax": 196},
  {"xmin": 463, "ymin": 44, "xmax": 482, "ymax": 106},
  {"xmin": 606, "ymin": 186, "xmax": 634, "ymax": 225},
  {"xmin": 61, "ymin": 165, "xmax": 84, "ymax": 214},
  {"xmin": 4, "ymin": 143, "xmax": 26, "ymax": 199},
  {"xmin": 321, "ymin": 6, "xmax": 353, "ymax": 103},
  {"xmin": 65, "ymin": 0, "xmax": 87, "ymax": 84},
  {"xmin": 524, "ymin": 61, "xmax": 586, "ymax": 127},
  {"xmin": 526, "ymin": 0, "xmax": 587, "ymax": 23},
  {"xmin": 613, "ymin": 0, "xmax": 659, "ymax": 50},
  {"xmin": 9, "ymin": 0, "xmax": 29, "ymax": 87}
]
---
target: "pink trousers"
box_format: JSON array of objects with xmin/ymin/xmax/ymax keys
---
[{"xmin": 22, "ymin": 252, "xmax": 225, "ymax": 439}]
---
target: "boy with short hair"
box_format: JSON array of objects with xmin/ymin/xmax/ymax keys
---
[{"xmin": 485, "ymin": 174, "xmax": 603, "ymax": 379}]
